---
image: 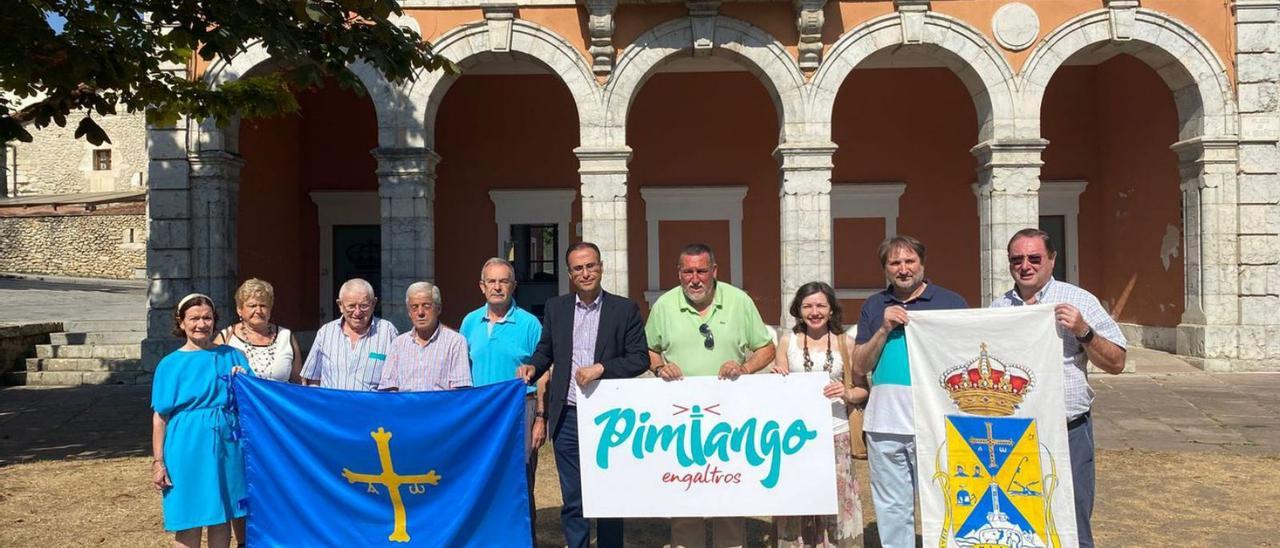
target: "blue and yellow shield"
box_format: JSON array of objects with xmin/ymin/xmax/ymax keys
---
[{"xmin": 935, "ymin": 415, "xmax": 1062, "ymax": 548}]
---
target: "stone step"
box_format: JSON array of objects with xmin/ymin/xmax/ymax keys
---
[
  {"xmin": 59, "ymin": 319, "xmax": 146, "ymax": 333},
  {"xmin": 49, "ymin": 331, "xmax": 144, "ymax": 345},
  {"xmin": 4, "ymin": 370, "xmax": 152, "ymax": 386},
  {"xmin": 35, "ymin": 343, "xmax": 141, "ymax": 359},
  {"xmin": 26, "ymin": 357, "xmax": 144, "ymax": 372}
]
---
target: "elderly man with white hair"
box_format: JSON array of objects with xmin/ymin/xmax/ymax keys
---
[
  {"xmin": 301, "ymin": 278, "xmax": 399, "ymax": 391},
  {"xmin": 377, "ymin": 281, "xmax": 472, "ymax": 392}
]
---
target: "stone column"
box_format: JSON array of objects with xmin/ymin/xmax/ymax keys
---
[
  {"xmin": 1234, "ymin": 0, "xmax": 1280, "ymax": 371},
  {"xmin": 141, "ymin": 142, "xmax": 244, "ymax": 368},
  {"xmin": 576, "ymin": 146, "xmax": 632, "ymax": 296},
  {"xmin": 776, "ymin": 142, "xmax": 837, "ymax": 326},
  {"xmin": 373, "ymin": 147, "xmax": 439, "ymax": 331},
  {"xmin": 188, "ymin": 151, "xmax": 245, "ymax": 322},
  {"xmin": 972, "ymin": 139, "xmax": 1047, "ymax": 305},
  {"xmin": 142, "ymin": 116, "xmax": 195, "ymax": 370},
  {"xmin": 1173, "ymin": 138, "xmax": 1244, "ymax": 372}
]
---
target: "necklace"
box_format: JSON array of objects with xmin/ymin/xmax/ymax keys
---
[
  {"xmin": 801, "ymin": 330, "xmax": 833, "ymax": 373},
  {"xmin": 236, "ymin": 323, "xmax": 279, "ymax": 376}
]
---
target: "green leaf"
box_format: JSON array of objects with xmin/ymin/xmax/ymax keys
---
[{"xmin": 74, "ymin": 117, "xmax": 112, "ymax": 146}]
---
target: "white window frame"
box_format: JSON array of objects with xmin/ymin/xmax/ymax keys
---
[
  {"xmin": 639, "ymin": 186, "xmax": 747, "ymax": 306},
  {"xmin": 1038, "ymin": 180, "xmax": 1088, "ymax": 285},
  {"xmin": 489, "ymin": 189, "xmax": 576, "ymax": 296},
  {"xmin": 310, "ymin": 191, "xmax": 380, "ymax": 322},
  {"xmin": 830, "ymin": 182, "xmax": 906, "ymax": 300}
]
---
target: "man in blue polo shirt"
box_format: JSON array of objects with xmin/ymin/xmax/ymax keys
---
[
  {"xmin": 459, "ymin": 257, "xmax": 545, "ymax": 543},
  {"xmin": 852, "ymin": 235, "xmax": 968, "ymax": 548}
]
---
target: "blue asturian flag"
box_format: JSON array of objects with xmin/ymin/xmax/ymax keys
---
[{"xmin": 233, "ymin": 376, "xmax": 532, "ymax": 546}]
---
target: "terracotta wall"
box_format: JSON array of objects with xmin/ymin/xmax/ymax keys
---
[
  {"xmin": 1041, "ymin": 55, "xmax": 1185, "ymax": 327},
  {"xmin": 434, "ymin": 74, "xmax": 582, "ymax": 327},
  {"xmin": 238, "ymin": 80, "xmax": 379, "ymax": 331},
  {"xmin": 830, "ymin": 67, "xmax": 982, "ymax": 320},
  {"xmin": 626, "ymin": 71, "xmax": 783, "ymax": 322},
  {"xmin": 401, "ymin": 1, "xmax": 1233, "ymax": 85}
]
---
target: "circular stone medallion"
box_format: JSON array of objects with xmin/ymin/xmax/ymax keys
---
[{"xmin": 992, "ymin": 2, "xmax": 1040, "ymax": 52}]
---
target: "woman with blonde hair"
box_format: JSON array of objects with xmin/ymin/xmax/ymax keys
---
[
  {"xmin": 215, "ymin": 278, "xmax": 302, "ymax": 383},
  {"xmin": 772, "ymin": 281, "xmax": 870, "ymax": 547}
]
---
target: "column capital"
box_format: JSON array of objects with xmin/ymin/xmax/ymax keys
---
[
  {"xmin": 774, "ymin": 142, "xmax": 838, "ymax": 168},
  {"xmin": 372, "ymin": 147, "xmax": 441, "ymax": 177},
  {"xmin": 971, "ymin": 139, "xmax": 1049, "ymax": 170},
  {"xmin": 575, "ymin": 146, "xmax": 632, "ymax": 174},
  {"xmin": 1171, "ymin": 136, "xmax": 1240, "ymax": 167},
  {"xmin": 188, "ymin": 151, "xmax": 246, "ymax": 179}
]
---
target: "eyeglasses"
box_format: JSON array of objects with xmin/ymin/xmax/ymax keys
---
[
  {"xmin": 341, "ymin": 303, "xmax": 373, "ymax": 313},
  {"xmin": 1008, "ymin": 254, "xmax": 1044, "ymax": 266},
  {"xmin": 482, "ymin": 279, "xmax": 513, "ymax": 287},
  {"xmin": 570, "ymin": 262, "xmax": 601, "ymax": 274},
  {"xmin": 699, "ymin": 323, "xmax": 715, "ymax": 350}
]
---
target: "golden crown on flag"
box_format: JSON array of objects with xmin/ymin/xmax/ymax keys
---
[{"xmin": 939, "ymin": 343, "xmax": 1035, "ymax": 416}]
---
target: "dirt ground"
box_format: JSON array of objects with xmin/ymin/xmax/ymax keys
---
[{"xmin": 3, "ymin": 447, "xmax": 1277, "ymax": 547}]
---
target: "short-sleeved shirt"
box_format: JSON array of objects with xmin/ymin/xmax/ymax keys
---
[
  {"xmin": 300, "ymin": 317, "xmax": 399, "ymax": 391},
  {"xmin": 377, "ymin": 325, "xmax": 472, "ymax": 392},
  {"xmin": 856, "ymin": 283, "xmax": 968, "ymax": 435},
  {"xmin": 990, "ymin": 277, "xmax": 1127, "ymax": 421},
  {"xmin": 460, "ymin": 303, "xmax": 541, "ymax": 394},
  {"xmin": 646, "ymin": 282, "xmax": 774, "ymax": 377}
]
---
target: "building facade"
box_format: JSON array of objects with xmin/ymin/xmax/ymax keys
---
[
  {"xmin": 1, "ymin": 111, "xmax": 148, "ymax": 280},
  {"xmin": 143, "ymin": 0, "xmax": 1280, "ymax": 371}
]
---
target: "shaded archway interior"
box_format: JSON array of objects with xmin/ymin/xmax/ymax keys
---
[
  {"xmin": 1041, "ymin": 53, "xmax": 1185, "ymax": 329},
  {"xmin": 237, "ymin": 77, "xmax": 379, "ymax": 331},
  {"xmin": 433, "ymin": 55, "xmax": 582, "ymax": 327},
  {"xmin": 830, "ymin": 49, "xmax": 982, "ymax": 321},
  {"xmin": 625, "ymin": 56, "xmax": 784, "ymax": 321}
]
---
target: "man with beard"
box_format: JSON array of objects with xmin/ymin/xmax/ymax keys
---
[
  {"xmin": 852, "ymin": 235, "xmax": 968, "ymax": 548},
  {"xmin": 645, "ymin": 243, "xmax": 776, "ymax": 548}
]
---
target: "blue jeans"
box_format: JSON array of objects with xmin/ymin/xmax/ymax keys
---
[
  {"xmin": 1068, "ymin": 413, "xmax": 1096, "ymax": 548},
  {"xmin": 866, "ymin": 432, "xmax": 918, "ymax": 548}
]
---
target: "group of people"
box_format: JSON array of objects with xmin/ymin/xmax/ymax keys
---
[{"xmin": 150, "ymin": 228, "xmax": 1126, "ymax": 548}]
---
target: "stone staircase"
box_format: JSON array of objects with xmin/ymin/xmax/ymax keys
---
[{"xmin": 11, "ymin": 319, "xmax": 147, "ymax": 385}]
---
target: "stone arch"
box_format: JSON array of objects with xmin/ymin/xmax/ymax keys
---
[
  {"xmin": 404, "ymin": 20, "xmax": 604, "ymax": 150},
  {"xmin": 809, "ymin": 12, "xmax": 1019, "ymax": 143},
  {"xmin": 197, "ymin": 41, "xmax": 403, "ymax": 151},
  {"xmin": 1020, "ymin": 9, "xmax": 1237, "ymax": 141},
  {"xmin": 602, "ymin": 16, "xmax": 808, "ymax": 145}
]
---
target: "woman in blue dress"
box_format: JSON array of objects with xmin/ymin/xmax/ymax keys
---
[{"xmin": 151, "ymin": 293, "xmax": 253, "ymax": 547}]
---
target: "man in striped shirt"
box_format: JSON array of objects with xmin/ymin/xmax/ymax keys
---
[
  {"xmin": 990, "ymin": 228, "xmax": 1126, "ymax": 548},
  {"xmin": 301, "ymin": 278, "xmax": 399, "ymax": 391},
  {"xmin": 378, "ymin": 281, "xmax": 472, "ymax": 392}
]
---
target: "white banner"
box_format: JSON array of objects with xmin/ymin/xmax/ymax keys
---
[
  {"xmin": 576, "ymin": 373, "xmax": 837, "ymax": 518},
  {"xmin": 906, "ymin": 305, "xmax": 1078, "ymax": 548}
]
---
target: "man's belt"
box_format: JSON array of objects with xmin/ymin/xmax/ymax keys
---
[{"xmin": 1066, "ymin": 411, "xmax": 1091, "ymax": 430}]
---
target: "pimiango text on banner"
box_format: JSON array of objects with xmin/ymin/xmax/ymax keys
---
[
  {"xmin": 232, "ymin": 376, "xmax": 532, "ymax": 546},
  {"xmin": 575, "ymin": 372, "xmax": 837, "ymax": 518},
  {"xmin": 906, "ymin": 305, "xmax": 1078, "ymax": 548}
]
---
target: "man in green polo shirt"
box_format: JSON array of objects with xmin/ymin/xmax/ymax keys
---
[{"xmin": 645, "ymin": 243, "xmax": 776, "ymax": 548}]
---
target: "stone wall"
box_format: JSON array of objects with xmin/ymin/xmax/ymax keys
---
[
  {"xmin": 0, "ymin": 214, "xmax": 146, "ymax": 279},
  {"xmin": 0, "ymin": 322, "xmax": 61, "ymax": 377},
  {"xmin": 6, "ymin": 111, "xmax": 148, "ymax": 196}
]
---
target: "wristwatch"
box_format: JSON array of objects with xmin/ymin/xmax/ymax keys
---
[
  {"xmin": 1076, "ymin": 326, "xmax": 1095, "ymax": 343},
  {"xmin": 535, "ymin": 411, "xmax": 546, "ymax": 419}
]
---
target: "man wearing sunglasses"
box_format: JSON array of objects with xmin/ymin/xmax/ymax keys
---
[
  {"xmin": 852, "ymin": 235, "xmax": 968, "ymax": 548},
  {"xmin": 990, "ymin": 228, "xmax": 1126, "ymax": 548},
  {"xmin": 516, "ymin": 242, "xmax": 650, "ymax": 548},
  {"xmin": 644, "ymin": 243, "xmax": 776, "ymax": 548}
]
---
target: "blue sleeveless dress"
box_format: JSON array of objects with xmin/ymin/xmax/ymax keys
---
[{"xmin": 151, "ymin": 345, "xmax": 254, "ymax": 531}]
